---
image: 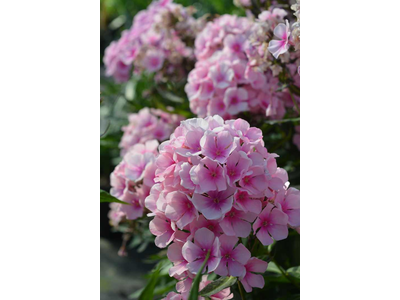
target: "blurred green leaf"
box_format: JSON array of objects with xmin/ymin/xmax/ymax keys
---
[
  {"xmin": 287, "ymin": 266, "xmax": 300, "ymax": 280},
  {"xmin": 199, "ymin": 276, "xmax": 237, "ymax": 297},
  {"xmin": 138, "ymin": 262, "xmax": 163, "ymax": 300},
  {"xmin": 100, "ymin": 190, "xmax": 129, "ymax": 205}
]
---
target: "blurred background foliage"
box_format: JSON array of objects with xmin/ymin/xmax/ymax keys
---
[{"xmin": 100, "ymin": 0, "xmax": 299, "ymax": 299}]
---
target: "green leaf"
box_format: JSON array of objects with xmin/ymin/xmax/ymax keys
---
[
  {"xmin": 188, "ymin": 250, "xmax": 211, "ymax": 300},
  {"xmin": 265, "ymin": 117, "xmax": 300, "ymax": 125},
  {"xmin": 138, "ymin": 262, "xmax": 163, "ymax": 300},
  {"xmin": 100, "ymin": 190, "xmax": 129, "ymax": 205},
  {"xmin": 199, "ymin": 276, "xmax": 237, "ymax": 297},
  {"xmin": 287, "ymin": 266, "xmax": 300, "ymax": 280}
]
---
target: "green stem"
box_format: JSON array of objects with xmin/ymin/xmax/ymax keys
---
[
  {"xmin": 188, "ymin": 250, "xmax": 211, "ymax": 300},
  {"xmin": 250, "ymin": 237, "xmax": 259, "ymax": 254},
  {"xmin": 272, "ymin": 258, "xmax": 300, "ymax": 289},
  {"xmin": 238, "ymin": 281, "xmax": 246, "ymax": 300}
]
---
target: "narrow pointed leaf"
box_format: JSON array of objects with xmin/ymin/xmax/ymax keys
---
[
  {"xmin": 138, "ymin": 262, "xmax": 163, "ymax": 300},
  {"xmin": 199, "ymin": 276, "xmax": 237, "ymax": 297},
  {"xmin": 100, "ymin": 190, "xmax": 129, "ymax": 205},
  {"xmin": 188, "ymin": 250, "xmax": 211, "ymax": 300}
]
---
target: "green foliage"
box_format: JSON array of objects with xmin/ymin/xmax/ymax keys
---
[
  {"xmin": 100, "ymin": 189, "xmax": 129, "ymax": 205},
  {"xmin": 134, "ymin": 260, "xmax": 173, "ymax": 300},
  {"xmin": 199, "ymin": 276, "xmax": 237, "ymax": 297}
]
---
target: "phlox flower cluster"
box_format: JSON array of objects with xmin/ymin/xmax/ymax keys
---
[
  {"xmin": 103, "ymin": 0, "xmax": 204, "ymax": 83},
  {"xmin": 119, "ymin": 107, "xmax": 184, "ymax": 156},
  {"xmin": 145, "ymin": 116, "xmax": 300, "ymax": 297},
  {"xmin": 108, "ymin": 140, "xmax": 159, "ymax": 227},
  {"xmin": 185, "ymin": 14, "xmax": 294, "ymax": 120},
  {"xmin": 246, "ymin": 4, "xmax": 299, "ymax": 74}
]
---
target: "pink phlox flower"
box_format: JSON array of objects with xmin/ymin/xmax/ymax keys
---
[
  {"xmin": 145, "ymin": 183, "xmax": 163, "ymax": 215},
  {"xmin": 179, "ymin": 162, "xmax": 196, "ymax": 190},
  {"xmin": 234, "ymin": 189, "xmax": 262, "ymax": 214},
  {"xmin": 239, "ymin": 165, "xmax": 267, "ymax": 196},
  {"xmin": 231, "ymin": 60, "xmax": 247, "ymax": 84},
  {"xmin": 131, "ymin": 139, "xmax": 159, "ymax": 154},
  {"xmin": 165, "ymin": 191, "xmax": 199, "ymax": 229},
  {"xmin": 167, "ymin": 242, "xmax": 188, "ymax": 277},
  {"xmin": 240, "ymin": 257, "xmax": 268, "ymax": 292},
  {"xmin": 253, "ymin": 202, "xmax": 289, "ymax": 245},
  {"xmin": 149, "ymin": 213, "xmax": 176, "ymax": 248},
  {"xmin": 142, "ymin": 49, "xmax": 165, "ymax": 72},
  {"xmin": 108, "ymin": 203, "xmax": 125, "ymax": 227},
  {"xmin": 274, "ymin": 187, "xmax": 300, "ymax": 227},
  {"xmin": 214, "ymin": 234, "xmax": 251, "ymax": 278},
  {"xmin": 182, "ymin": 228, "xmax": 221, "ymax": 274},
  {"xmin": 223, "ymin": 34, "xmax": 247, "ymax": 55},
  {"xmin": 200, "ymin": 130, "xmax": 234, "ymax": 164},
  {"xmin": 198, "ymin": 78, "xmax": 215, "ymax": 100},
  {"xmin": 219, "ymin": 207, "xmax": 257, "ymax": 238},
  {"xmin": 223, "ymin": 87, "xmax": 248, "ymax": 115},
  {"xmin": 208, "ymin": 94, "xmax": 227, "ymax": 116},
  {"xmin": 175, "ymin": 129, "xmax": 204, "ymax": 157},
  {"xmin": 209, "ymin": 62, "xmax": 234, "ymax": 89},
  {"xmin": 124, "ymin": 151, "xmax": 156, "ymax": 182},
  {"xmin": 225, "ymin": 150, "xmax": 252, "ymax": 186},
  {"xmin": 268, "ymin": 20, "xmax": 291, "ymax": 59},
  {"xmin": 119, "ymin": 190, "xmax": 144, "ymax": 220},
  {"xmin": 190, "ymin": 157, "xmax": 227, "ymax": 193},
  {"xmin": 191, "ymin": 187, "xmax": 235, "ymax": 220},
  {"xmin": 225, "ymin": 118, "xmax": 262, "ymax": 144},
  {"xmin": 109, "ymin": 162, "xmax": 128, "ymax": 199},
  {"xmin": 189, "ymin": 215, "xmax": 223, "ymax": 237}
]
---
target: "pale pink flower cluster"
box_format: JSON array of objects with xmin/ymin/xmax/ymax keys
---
[
  {"xmin": 108, "ymin": 140, "xmax": 159, "ymax": 226},
  {"xmin": 185, "ymin": 15, "xmax": 289, "ymax": 120},
  {"xmin": 291, "ymin": 0, "xmax": 300, "ymax": 51},
  {"xmin": 145, "ymin": 116, "xmax": 300, "ymax": 296},
  {"xmin": 103, "ymin": 0, "xmax": 204, "ymax": 83},
  {"xmin": 119, "ymin": 108, "xmax": 184, "ymax": 156}
]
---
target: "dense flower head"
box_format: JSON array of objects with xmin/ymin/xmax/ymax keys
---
[
  {"xmin": 185, "ymin": 14, "xmax": 294, "ymax": 119},
  {"xmin": 103, "ymin": 0, "xmax": 205, "ymax": 83},
  {"xmin": 119, "ymin": 107, "xmax": 184, "ymax": 156},
  {"xmin": 145, "ymin": 116, "xmax": 300, "ymax": 295},
  {"xmin": 108, "ymin": 139, "xmax": 159, "ymax": 226}
]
